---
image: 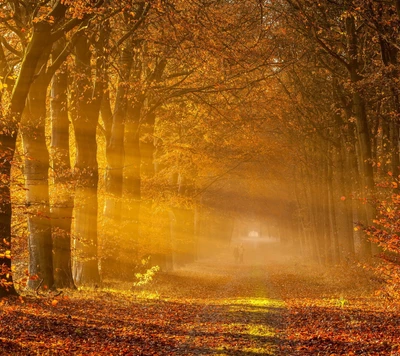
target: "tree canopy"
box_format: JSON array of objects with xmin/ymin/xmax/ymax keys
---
[{"xmin": 0, "ymin": 0, "xmax": 399, "ymax": 303}]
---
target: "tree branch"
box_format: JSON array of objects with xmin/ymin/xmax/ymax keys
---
[{"xmin": 0, "ymin": 37, "xmax": 22, "ymax": 58}]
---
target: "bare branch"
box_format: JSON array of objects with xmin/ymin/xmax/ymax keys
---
[{"xmin": 0, "ymin": 37, "xmax": 22, "ymax": 58}]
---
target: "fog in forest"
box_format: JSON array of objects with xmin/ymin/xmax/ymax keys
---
[{"xmin": 2, "ymin": 1, "xmax": 400, "ymax": 354}]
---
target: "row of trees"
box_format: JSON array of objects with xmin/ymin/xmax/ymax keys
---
[
  {"xmin": 273, "ymin": 0, "xmax": 400, "ymax": 265},
  {"xmin": 0, "ymin": 0, "xmax": 286, "ymax": 297},
  {"xmin": 1, "ymin": 0, "xmax": 400, "ymax": 297}
]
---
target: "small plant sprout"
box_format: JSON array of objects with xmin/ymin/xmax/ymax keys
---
[
  {"xmin": 133, "ymin": 259, "xmax": 160, "ymax": 289},
  {"xmin": 337, "ymin": 296, "xmax": 348, "ymax": 308}
]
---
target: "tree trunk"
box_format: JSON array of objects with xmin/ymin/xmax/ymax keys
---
[
  {"xmin": 120, "ymin": 102, "xmax": 143, "ymax": 276},
  {"xmin": 0, "ymin": 21, "xmax": 54, "ymax": 297},
  {"xmin": 101, "ymin": 45, "xmax": 133, "ymax": 277},
  {"xmin": 327, "ymin": 153, "xmax": 340, "ymax": 264},
  {"xmin": 0, "ymin": 50, "xmax": 16, "ymax": 296},
  {"xmin": 335, "ymin": 143, "xmax": 355, "ymax": 256},
  {"xmin": 377, "ymin": 24, "xmax": 400, "ymax": 180},
  {"xmin": 140, "ymin": 112, "xmax": 156, "ymax": 178},
  {"xmin": 21, "ymin": 50, "xmax": 54, "ymax": 290},
  {"xmin": 138, "ymin": 60, "xmax": 168, "ymax": 268},
  {"xmin": 346, "ymin": 15, "xmax": 374, "ymax": 258},
  {"xmin": 170, "ymin": 174, "xmax": 197, "ymax": 266},
  {"xmin": 50, "ymin": 41, "xmax": 75, "ymax": 289},
  {"xmin": 0, "ymin": 152, "xmax": 17, "ymax": 296},
  {"xmin": 71, "ymin": 34, "xmax": 101, "ymax": 285}
]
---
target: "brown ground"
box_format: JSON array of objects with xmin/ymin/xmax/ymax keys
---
[{"xmin": 1, "ymin": 245, "xmax": 399, "ymax": 355}]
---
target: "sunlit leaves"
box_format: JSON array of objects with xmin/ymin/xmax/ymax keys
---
[
  {"xmin": 0, "ymin": 263, "xmax": 283, "ymax": 354},
  {"xmin": 0, "ymin": 250, "xmax": 11, "ymax": 259},
  {"xmin": 268, "ymin": 261, "xmax": 400, "ymax": 355},
  {"xmin": 363, "ymin": 188, "xmax": 400, "ymax": 299}
]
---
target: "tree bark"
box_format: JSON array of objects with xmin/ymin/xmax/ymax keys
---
[
  {"xmin": 21, "ymin": 49, "xmax": 54, "ymax": 290},
  {"xmin": 346, "ymin": 15, "xmax": 374, "ymax": 258},
  {"xmin": 71, "ymin": 34, "xmax": 101, "ymax": 285},
  {"xmin": 102, "ymin": 43, "xmax": 133, "ymax": 276},
  {"xmin": 50, "ymin": 40, "xmax": 75, "ymax": 289},
  {"xmin": 0, "ymin": 21, "xmax": 54, "ymax": 296},
  {"xmin": 122, "ymin": 102, "xmax": 142, "ymax": 276}
]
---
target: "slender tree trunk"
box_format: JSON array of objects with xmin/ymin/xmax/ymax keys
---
[
  {"xmin": 334, "ymin": 82, "xmax": 357, "ymax": 258},
  {"xmin": 175, "ymin": 175, "xmax": 196, "ymax": 265},
  {"xmin": 139, "ymin": 59, "xmax": 169, "ymax": 268},
  {"xmin": 346, "ymin": 15, "xmax": 374, "ymax": 258},
  {"xmin": 169, "ymin": 173, "xmax": 180, "ymax": 266},
  {"xmin": 71, "ymin": 34, "xmax": 101, "ymax": 285},
  {"xmin": 140, "ymin": 112, "xmax": 156, "ymax": 178},
  {"xmin": 0, "ymin": 146, "xmax": 17, "ymax": 296},
  {"xmin": 139, "ymin": 59, "xmax": 167, "ymax": 178},
  {"xmin": 335, "ymin": 143, "xmax": 355, "ymax": 256},
  {"xmin": 50, "ymin": 41, "xmax": 75, "ymax": 289},
  {"xmin": 327, "ymin": 152, "xmax": 340, "ymax": 264},
  {"xmin": 378, "ymin": 26, "xmax": 400, "ymax": 180},
  {"xmin": 293, "ymin": 169, "xmax": 308, "ymax": 257},
  {"xmin": 140, "ymin": 110, "xmax": 164, "ymax": 267},
  {"xmin": 0, "ymin": 50, "xmax": 16, "ymax": 296},
  {"xmin": 123, "ymin": 104, "xmax": 142, "ymax": 268},
  {"xmin": 116, "ymin": 34, "xmax": 144, "ymax": 276},
  {"xmin": 21, "ymin": 51, "xmax": 54, "ymax": 290},
  {"xmin": 101, "ymin": 45, "xmax": 133, "ymax": 276},
  {"xmin": 301, "ymin": 145, "xmax": 321, "ymax": 263},
  {"xmin": 322, "ymin": 154, "xmax": 333, "ymax": 265}
]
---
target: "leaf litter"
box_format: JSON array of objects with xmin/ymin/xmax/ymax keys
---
[{"xmin": 1, "ymin": 258, "xmax": 399, "ymax": 355}]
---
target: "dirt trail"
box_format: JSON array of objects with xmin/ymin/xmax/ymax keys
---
[
  {"xmin": 161, "ymin": 259, "xmax": 286, "ymax": 355},
  {"xmin": 1, "ymin": 255, "xmax": 286, "ymax": 356},
  {"xmin": 168, "ymin": 249, "xmax": 400, "ymax": 356},
  {"xmin": 2, "ymin": 251, "xmax": 398, "ymax": 355}
]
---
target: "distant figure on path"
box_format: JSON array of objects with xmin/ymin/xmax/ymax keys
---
[
  {"xmin": 233, "ymin": 245, "xmax": 239, "ymax": 263},
  {"xmin": 238, "ymin": 243, "xmax": 244, "ymax": 263}
]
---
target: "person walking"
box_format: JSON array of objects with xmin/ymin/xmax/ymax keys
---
[{"xmin": 238, "ymin": 243, "xmax": 244, "ymax": 263}]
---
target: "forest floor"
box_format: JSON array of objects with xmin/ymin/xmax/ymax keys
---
[{"xmin": 1, "ymin": 246, "xmax": 400, "ymax": 355}]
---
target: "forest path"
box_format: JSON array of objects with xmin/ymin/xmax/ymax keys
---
[
  {"xmin": 2, "ymin": 253, "xmax": 398, "ymax": 355},
  {"xmin": 159, "ymin": 258, "xmax": 286, "ymax": 355},
  {"xmin": 168, "ymin": 250, "xmax": 400, "ymax": 355},
  {"xmin": 1, "ymin": 255, "xmax": 286, "ymax": 356}
]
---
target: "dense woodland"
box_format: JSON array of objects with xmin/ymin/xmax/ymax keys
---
[{"xmin": 0, "ymin": 0, "xmax": 400, "ymax": 300}]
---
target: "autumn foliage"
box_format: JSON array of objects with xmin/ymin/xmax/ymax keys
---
[
  {"xmin": 1, "ymin": 0, "xmax": 400, "ymax": 353},
  {"xmin": 363, "ymin": 188, "xmax": 400, "ymax": 299}
]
